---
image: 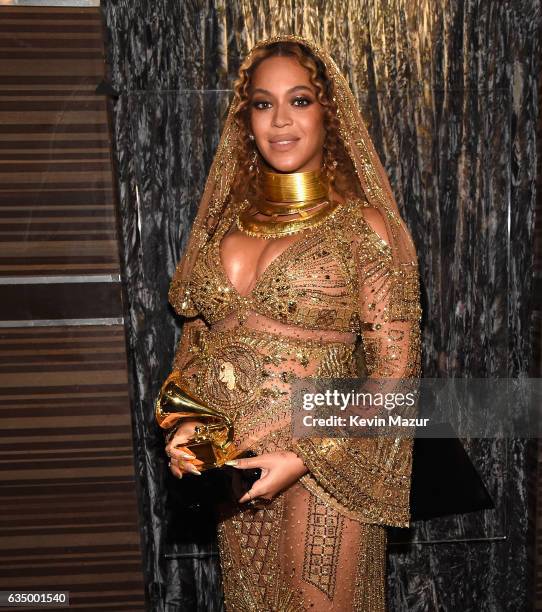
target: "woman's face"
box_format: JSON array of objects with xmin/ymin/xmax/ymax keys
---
[{"xmin": 249, "ymin": 55, "xmax": 326, "ymax": 174}]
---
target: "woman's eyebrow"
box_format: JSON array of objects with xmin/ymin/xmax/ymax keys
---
[{"xmin": 251, "ymin": 85, "xmax": 314, "ymax": 96}]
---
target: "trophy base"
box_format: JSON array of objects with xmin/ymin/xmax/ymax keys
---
[{"xmin": 180, "ymin": 439, "xmax": 239, "ymax": 471}]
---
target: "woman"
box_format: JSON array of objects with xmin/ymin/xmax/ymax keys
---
[{"xmin": 160, "ymin": 35, "xmax": 422, "ymax": 611}]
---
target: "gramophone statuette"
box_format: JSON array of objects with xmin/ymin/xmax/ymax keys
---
[{"xmin": 155, "ymin": 370, "xmax": 239, "ymax": 470}]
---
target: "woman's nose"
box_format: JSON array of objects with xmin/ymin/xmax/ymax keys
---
[{"xmin": 271, "ymin": 103, "xmax": 292, "ymax": 127}]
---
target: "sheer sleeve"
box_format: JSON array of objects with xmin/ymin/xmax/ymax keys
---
[
  {"xmin": 289, "ymin": 205, "xmax": 422, "ymax": 527},
  {"xmin": 168, "ymin": 259, "xmax": 200, "ymax": 318},
  {"xmin": 155, "ymin": 259, "xmax": 209, "ymax": 439},
  {"xmin": 155, "ymin": 315, "xmax": 209, "ymax": 440},
  {"xmin": 170, "ymin": 315, "xmax": 208, "ymax": 373},
  {"xmin": 352, "ymin": 206, "xmax": 422, "ymax": 381}
]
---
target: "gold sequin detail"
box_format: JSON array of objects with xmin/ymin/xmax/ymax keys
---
[
  {"xmin": 161, "ymin": 32, "xmax": 424, "ymax": 612},
  {"xmin": 162, "ymin": 194, "xmax": 422, "ymax": 611},
  {"xmin": 302, "ymin": 494, "xmax": 344, "ymax": 599}
]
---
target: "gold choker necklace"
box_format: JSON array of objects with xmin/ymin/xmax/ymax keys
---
[
  {"xmin": 262, "ymin": 168, "xmax": 328, "ymax": 203},
  {"xmin": 236, "ymin": 168, "xmax": 342, "ymax": 238},
  {"xmin": 236, "ymin": 200, "xmax": 341, "ymax": 238}
]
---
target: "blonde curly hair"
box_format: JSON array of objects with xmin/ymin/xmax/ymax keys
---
[{"xmin": 229, "ymin": 40, "xmax": 363, "ymax": 204}]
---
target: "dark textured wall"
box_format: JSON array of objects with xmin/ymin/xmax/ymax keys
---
[{"xmin": 101, "ymin": 1, "xmax": 540, "ymax": 610}]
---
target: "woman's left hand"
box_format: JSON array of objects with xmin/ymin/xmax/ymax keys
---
[{"xmin": 228, "ymin": 450, "xmax": 309, "ymax": 503}]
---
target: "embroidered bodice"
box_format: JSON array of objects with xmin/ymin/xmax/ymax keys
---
[
  {"xmin": 181, "ymin": 198, "xmax": 398, "ymax": 333},
  {"xmin": 164, "ymin": 195, "xmax": 422, "ymax": 528}
]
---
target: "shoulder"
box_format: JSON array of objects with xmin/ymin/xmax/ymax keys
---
[
  {"xmin": 341, "ymin": 198, "xmax": 392, "ymax": 250},
  {"xmin": 358, "ymin": 206, "xmax": 391, "ymax": 247}
]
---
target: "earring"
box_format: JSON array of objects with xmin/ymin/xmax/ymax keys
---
[
  {"xmin": 323, "ymin": 145, "xmax": 337, "ymax": 169},
  {"xmin": 249, "ymin": 148, "xmax": 258, "ymax": 173},
  {"xmin": 322, "ymin": 147, "xmax": 337, "ymax": 188},
  {"xmin": 248, "ymin": 134, "xmax": 255, "ymax": 141}
]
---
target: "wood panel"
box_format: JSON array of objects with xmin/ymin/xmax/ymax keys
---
[
  {"xmin": 0, "ymin": 5, "xmax": 119, "ymax": 277},
  {"xmin": 0, "ymin": 325, "xmax": 145, "ymax": 610},
  {"xmin": 0, "ymin": 5, "xmax": 147, "ymax": 610}
]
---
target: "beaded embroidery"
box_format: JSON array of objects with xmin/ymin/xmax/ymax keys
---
[
  {"xmin": 164, "ymin": 193, "xmax": 422, "ymax": 611},
  {"xmin": 160, "ymin": 30, "xmax": 423, "ymax": 610}
]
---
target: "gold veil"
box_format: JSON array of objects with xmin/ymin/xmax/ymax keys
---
[{"xmin": 168, "ymin": 34, "xmax": 418, "ymax": 318}]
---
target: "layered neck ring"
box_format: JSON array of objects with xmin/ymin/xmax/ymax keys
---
[
  {"xmin": 261, "ymin": 167, "xmax": 328, "ymax": 204},
  {"xmin": 236, "ymin": 166, "xmax": 341, "ymax": 238}
]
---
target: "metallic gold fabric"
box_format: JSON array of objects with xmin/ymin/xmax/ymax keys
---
[{"xmin": 162, "ymin": 200, "xmax": 421, "ymax": 609}]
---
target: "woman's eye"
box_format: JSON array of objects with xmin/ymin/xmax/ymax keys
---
[
  {"xmin": 252, "ymin": 100, "xmax": 271, "ymax": 110},
  {"xmin": 292, "ymin": 96, "xmax": 312, "ymax": 107}
]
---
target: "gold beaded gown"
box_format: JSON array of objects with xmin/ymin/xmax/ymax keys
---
[
  {"xmin": 165, "ymin": 195, "xmax": 421, "ymax": 611},
  {"xmin": 159, "ymin": 35, "xmax": 422, "ymax": 612}
]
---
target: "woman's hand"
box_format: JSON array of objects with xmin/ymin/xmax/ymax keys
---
[
  {"xmin": 227, "ymin": 450, "xmax": 309, "ymax": 503},
  {"xmin": 165, "ymin": 419, "xmax": 205, "ymax": 478}
]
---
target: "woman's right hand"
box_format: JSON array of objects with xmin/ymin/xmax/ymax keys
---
[{"xmin": 165, "ymin": 419, "xmax": 205, "ymax": 478}]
